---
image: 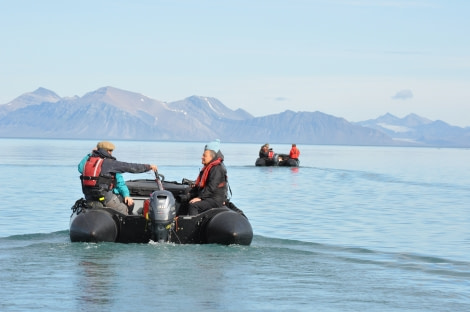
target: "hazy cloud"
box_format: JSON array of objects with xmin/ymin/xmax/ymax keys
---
[
  {"xmin": 343, "ymin": 0, "xmax": 436, "ymax": 9},
  {"xmin": 392, "ymin": 89, "xmax": 413, "ymax": 100},
  {"xmin": 274, "ymin": 97, "xmax": 288, "ymax": 101}
]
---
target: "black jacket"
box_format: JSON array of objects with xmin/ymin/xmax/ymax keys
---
[{"xmin": 189, "ymin": 152, "xmax": 228, "ymax": 205}]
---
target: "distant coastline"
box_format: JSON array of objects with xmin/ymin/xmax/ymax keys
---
[{"xmin": 1, "ymin": 87, "xmax": 469, "ymax": 148}]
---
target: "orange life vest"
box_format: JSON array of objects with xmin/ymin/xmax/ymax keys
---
[{"xmin": 290, "ymin": 147, "xmax": 300, "ymax": 159}]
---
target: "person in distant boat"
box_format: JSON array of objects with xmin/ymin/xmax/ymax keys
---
[
  {"xmin": 257, "ymin": 143, "xmax": 278, "ymax": 165},
  {"xmin": 79, "ymin": 141, "xmax": 158, "ymax": 215},
  {"xmin": 186, "ymin": 139, "xmax": 228, "ymax": 216},
  {"xmin": 289, "ymin": 143, "xmax": 300, "ymax": 160},
  {"xmin": 78, "ymin": 142, "xmax": 136, "ymax": 214},
  {"xmin": 259, "ymin": 143, "xmax": 270, "ymax": 158}
]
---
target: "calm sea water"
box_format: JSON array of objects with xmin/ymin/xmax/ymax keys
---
[{"xmin": 0, "ymin": 138, "xmax": 469, "ymax": 311}]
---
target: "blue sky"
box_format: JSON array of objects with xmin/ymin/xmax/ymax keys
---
[{"xmin": 1, "ymin": 0, "xmax": 469, "ymax": 126}]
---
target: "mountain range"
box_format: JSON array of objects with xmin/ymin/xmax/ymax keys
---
[{"xmin": 1, "ymin": 86, "xmax": 469, "ymax": 147}]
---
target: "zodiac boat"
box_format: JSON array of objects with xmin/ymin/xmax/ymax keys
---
[
  {"xmin": 255, "ymin": 153, "xmax": 300, "ymax": 167},
  {"xmin": 69, "ymin": 173, "xmax": 253, "ymax": 245}
]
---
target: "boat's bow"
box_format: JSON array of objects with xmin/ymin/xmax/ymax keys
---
[
  {"xmin": 69, "ymin": 209, "xmax": 118, "ymax": 242},
  {"xmin": 205, "ymin": 210, "xmax": 253, "ymax": 245}
]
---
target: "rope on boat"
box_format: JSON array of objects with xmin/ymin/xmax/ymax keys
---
[{"xmin": 70, "ymin": 198, "xmax": 90, "ymax": 216}]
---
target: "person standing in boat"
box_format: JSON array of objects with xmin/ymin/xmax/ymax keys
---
[
  {"xmin": 289, "ymin": 143, "xmax": 300, "ymax": 160},
  {"xmin": 79, "ymin": 141, "xmax": 158, "ymax": 215},
  {"xmin": 187, "ymin": 139, "xmax": 228, "ymax": 216},
  {"xmin": 78, "ymin": 142, "xmax": 135, "ymax": 214}
]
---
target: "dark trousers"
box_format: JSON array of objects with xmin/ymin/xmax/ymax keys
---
[{"xmin": 188, "ymin": 198, "xmax": 219, "ymax": 216}]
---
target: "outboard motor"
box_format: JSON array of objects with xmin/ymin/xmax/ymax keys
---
[
  {"xmin": 148, "ymin": 190, "xmax": 176, "ymax": 243},
  {"xmin": 273, "ymin": 153, "xmax": 280, "ymax": 166}
]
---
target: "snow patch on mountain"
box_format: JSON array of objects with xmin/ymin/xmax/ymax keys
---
[{"xmin": 377, "ymin": 123, "xmax": 412, "ymax": 133}]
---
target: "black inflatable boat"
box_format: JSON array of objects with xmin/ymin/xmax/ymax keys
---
[
  {"xmin": 69, "ymin": 174, "xmax": 253, "ymax": 246},
  {"xmin": 255, "ymin": 153, "xmax": 299, "ymax": 167}
]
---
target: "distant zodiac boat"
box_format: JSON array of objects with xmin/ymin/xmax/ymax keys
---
[
  {"xmin": 69, "ymin": 172, "xmax": 253, "ymax": 245},
  {"xmin": 255, "ymin": 153, "xmax": 300, "ymax": 167}
]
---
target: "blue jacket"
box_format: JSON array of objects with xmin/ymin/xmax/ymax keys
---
[{"xmin": 78, "ymin": 153, "xmax": 130, "ymax": 198}]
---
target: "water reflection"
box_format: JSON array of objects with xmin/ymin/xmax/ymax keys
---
[{"xmin": 73, "ymin": 245, "xmax": 117, "ymax": 310}]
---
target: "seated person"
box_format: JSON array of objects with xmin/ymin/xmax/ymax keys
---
[
  {"xmin": 79, "ymin": 141, "xmax": 157, "ymax": 215},
  {"xmin": 259, "ymin": 143, "xmax": 270, "ymax": 158},
  {"xmin": 186, "ymin": 139, "xmax": 228, "ymax": 216},
  {"xmin": 289, "ymin": 143, "xmax": 300, "ymax": 160},
  {"xmin": 78, "ymin": 142, "xmax": 135, "ymax": 214}
]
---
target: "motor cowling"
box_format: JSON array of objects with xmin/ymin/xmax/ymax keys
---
[
  {"xmin": 273, "ymin": 153, "xmax": 280, "ymax": 166},
  {"xmin": 148, "ymin": 190, "xmax": 176, "ymax": 242}
]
